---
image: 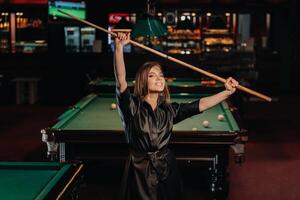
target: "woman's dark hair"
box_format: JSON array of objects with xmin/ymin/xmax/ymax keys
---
[{"xmin": 134, "ymin": 61, "xmax": 170, "ymax": 103}]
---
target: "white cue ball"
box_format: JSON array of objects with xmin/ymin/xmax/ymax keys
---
[
  {"xmin": 217, "ymin": 114, "xmax": 224, "ymax": 121},
  {"xmin": 192, "ymin": 127, "xmax": 198, "ymax": 131},
  {"xmin": 202, "ymin": 120, "xmax": 209, "ymax": 128},
  {"xmin": 111, "ymin": 103, "xmax": 117, "ymax": 110}
]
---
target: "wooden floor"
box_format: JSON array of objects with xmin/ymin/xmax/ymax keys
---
[{"xmin": 1, "ymin": 94, "xmax": 300, "ymax": 199}]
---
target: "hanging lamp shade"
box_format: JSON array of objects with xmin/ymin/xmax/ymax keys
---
[{"xmin": 131, "ymin": 14, "xmax": 167, "ymax": 38}]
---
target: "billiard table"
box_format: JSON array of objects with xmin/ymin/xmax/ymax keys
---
[
  {"xmin": 88, "ymin": 78, "xmax": 224, "ymax": 94},
  {"xmin": 0, "ymin": 161, "xmax": 84, "ymax": 200},
  {"xmin": 41, "ymin": 92, "xmax": 247, "ymax": 197},
  {"xmin": 88, "ymin": 77, "xmax": 247, "ymax": 116}
]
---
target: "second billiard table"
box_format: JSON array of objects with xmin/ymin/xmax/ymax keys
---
[
  {"xmin": 42, "ymin": 92, "xmax": 247, "ymax": 198},
  {"xmin": 0, "ymin": 161, "xmax": 83, "ymax": 200}
]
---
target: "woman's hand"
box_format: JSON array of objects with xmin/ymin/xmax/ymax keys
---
[
  {"xmin": 224, "ymin": 77, "xmax": 239, "ymax": 95},
  {"xmin": 115, "ymin": 32, "xmax": 130, "ymax": 49}
]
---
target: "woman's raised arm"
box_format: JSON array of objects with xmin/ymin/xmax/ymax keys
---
[{"xmin": 114, "ymin": 32, "xmax": 130, "ymax": 93}]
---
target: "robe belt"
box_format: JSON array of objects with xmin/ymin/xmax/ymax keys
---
[{"xmin": 130, "ymin": 148, "xmax": 170, "ymax": 183}]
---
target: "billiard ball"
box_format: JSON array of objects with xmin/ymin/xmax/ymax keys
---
[
  {"xmin": 192, "ymin": 127, "xmax": 198, "ymax": 131},
  {"xmin": 217, "ymin": 114, "xmax": 224, "ymax": 121},
  {"xmin": 111, "ymin": 103, "xmax": 117, "ymax": 110},
  {"xmin": 202, "ymin": 120, "xmax": 209, "ymax": 128}
]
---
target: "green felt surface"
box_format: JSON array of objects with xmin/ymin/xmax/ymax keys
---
[
  {"xmin": 54, "ymin": 93, "xmax": 239, "ymax": 132},
  {"xmin": 0, "ymin": 162, "xmax": 71, "ymax": 200}
]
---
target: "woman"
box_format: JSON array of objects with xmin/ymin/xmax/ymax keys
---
[{"xmin": 114, "ymin": 32, "xmax": 239, "ymax": 200}]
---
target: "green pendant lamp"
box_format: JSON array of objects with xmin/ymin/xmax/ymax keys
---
[{"xmin": 131, "ymin": 0, "xmax": 167, "ymax": 38}]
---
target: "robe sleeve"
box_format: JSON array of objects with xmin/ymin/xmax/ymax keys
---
[
  {"xmin": 116, "ymin": 87, "xmax": 138, "ymax": 120},
  {"xmin": 171, "ymin": 99, "xmax": 202, "ymax": 124}
]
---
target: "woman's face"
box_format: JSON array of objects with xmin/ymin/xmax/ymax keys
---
[{"xmin": 147, "ymin": 66, "xmax": 165, "ymax": 93}]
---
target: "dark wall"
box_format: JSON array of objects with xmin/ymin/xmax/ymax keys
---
[{"xmin": 269, "ymin": 0, "xmax": 299, "ymax": 94}]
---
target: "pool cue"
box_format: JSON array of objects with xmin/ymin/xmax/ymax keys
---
[{"xmin": 58, "ymin": 9, "xmax": 272, "ymax": 102}]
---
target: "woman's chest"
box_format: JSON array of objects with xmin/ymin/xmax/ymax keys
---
[{"xmin": 132, "ymin": 106, "xmax": 173, "ymax": 135}]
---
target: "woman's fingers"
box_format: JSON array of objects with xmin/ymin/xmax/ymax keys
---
[
  {"xmin": 226, "ymin": 77, "xmax": 239, "ymax": 88},
  {"xmin": 232, "ymin": 79, "xmax": 239, "ymax": 88},
  {"xmin": 225, "ymin": 77, "xmax": 239, "ymax": 94},
  {"xmin": 116, "ymin": 32, "xmax": 130, "ymax": 44}
]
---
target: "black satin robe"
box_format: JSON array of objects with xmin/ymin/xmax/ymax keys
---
[{"xmin": 116, "ymin": 88, "xmax": 201, "ymax": 200}]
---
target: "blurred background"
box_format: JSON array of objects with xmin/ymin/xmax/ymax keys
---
[{"xmin": 0, "ymin": 0, "xmax": 299, "ymax": 199}]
